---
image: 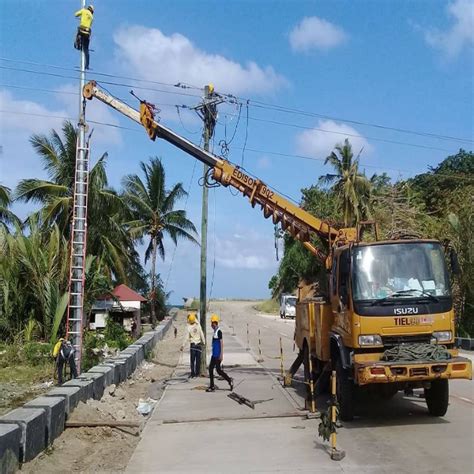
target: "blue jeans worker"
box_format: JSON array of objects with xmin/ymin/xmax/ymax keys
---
[
  {"xmin": 207, "ymin": 314, "xmax": 233, "ymax": 392},
  {"xmin": 180, "ymin": 313, "xmax": 205, "ymax": 377}
]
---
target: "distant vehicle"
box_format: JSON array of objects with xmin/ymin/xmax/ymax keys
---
[{"xmin": 280, "ymin": 294, "xmax": 297, "ymax": 319}]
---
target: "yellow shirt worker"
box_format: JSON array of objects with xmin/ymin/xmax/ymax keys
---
[
  {"xmin": 181, "ymin": 313, "xmax": 205, "ymax": 378},
  {"xmin": 74, "ymin": 5, "xmax": 94, "ymax": 70}
]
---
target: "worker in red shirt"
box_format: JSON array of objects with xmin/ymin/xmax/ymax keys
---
[{"xmin": 74, "ymin": 5, "xmax": 94, "ymax": 70}]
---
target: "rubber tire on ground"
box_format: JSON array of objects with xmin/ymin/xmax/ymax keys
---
[
  {"xmin": 336, "ymin": 358, "xmax": 355, "ymax": 421},
  {"xmin": 425, "ymin": 379, "xmax": 449, "ymax": 416}
]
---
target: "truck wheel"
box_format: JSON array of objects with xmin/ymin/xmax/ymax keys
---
[
  {"xmin": 425, "ymin": 379, "xmax": 449, "ymax": 416},
  {"xmin": 336, "ymin": 358, "xmax": 354, "ymax": 421}
]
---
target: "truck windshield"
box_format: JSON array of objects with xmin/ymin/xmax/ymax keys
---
[
  {"xmin": 352, "ymin": 242, "xmax": 450, "ymax": 302},
  {"xmin": 286, "ymin": 297, "xmax": 297, "ymax": 306}
]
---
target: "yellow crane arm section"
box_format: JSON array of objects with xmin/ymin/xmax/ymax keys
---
[{"xmin": 83, "ymin": 81, "xmax": 343, "ymax": 261}]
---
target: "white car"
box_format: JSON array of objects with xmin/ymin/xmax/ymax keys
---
[{"xmin": 280, "ymin": 295, "xmax": 296, "ymax": 319}]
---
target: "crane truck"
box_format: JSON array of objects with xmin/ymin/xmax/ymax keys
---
[{"xmin": 82, "ymin": 81, "xmax": 472, "ymax": 420}]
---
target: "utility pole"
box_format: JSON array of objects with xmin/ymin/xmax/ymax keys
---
[
  {"xmin": 196, "ymin": 84, "xmax": 220, "ymax": 375},
  {"xmin": 66, "ymin": 0, "xmax": 89, "ymax": 373}
]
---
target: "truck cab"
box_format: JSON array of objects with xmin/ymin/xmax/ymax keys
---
[{"xmin": 280, "ymin": 294, "xmax": 297, "ymax": 319}]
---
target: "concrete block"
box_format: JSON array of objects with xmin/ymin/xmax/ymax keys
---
[
  {"xmin": 115, "ymin": 353, "xmax": 135, "ymax": 376},
  {"xmin": 24, "ymin": 396, "xmax": 65, "ymax": 444},
  {"xmin": 78, "ymin": 372, "xmax": 105, "ymax": 400},
  {"xmin": 62, "ymin": 378, "xmax": 94, "ymax": 400},
  {"xmin": 132, "ymin": 344, "xmax": 145, "ymax": 364},
  {"xmin": 0, "ymin": 408, "xmax": 46, "ymax": 462},
  {"xmin": 0, "ymin": 424, "xmax": 21, "ymax": 474},
  {"xmin": 89, "ymin": 365, "xmax": 115, "ymax": 386},
  {"xmin": 45, "ymin": 386, "xmax": 83, "ymax": 416},
  {"xmin": 105, "ymin": 358, "xmax": 127, "ymax": 383}
]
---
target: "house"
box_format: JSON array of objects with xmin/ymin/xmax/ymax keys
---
[{"xmin": 90, "ymin": 284, "xmax": 147, "ymax": 333}]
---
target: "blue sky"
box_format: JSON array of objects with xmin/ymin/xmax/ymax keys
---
[{"xmin": 0, "ymin": 0, "xmax": 473, "ymax": 304}]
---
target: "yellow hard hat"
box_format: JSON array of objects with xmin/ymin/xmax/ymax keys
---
[
  {"xmin": 210, "ymin": 314, "xmax": 219, "ymax": 323},
  {"xmin": 188, "ymin": 313, "xmax": 196, "ymax": 323},
  {"xmin": 208, "ymin": 83, "xmax": 214, "ymax": 94}
]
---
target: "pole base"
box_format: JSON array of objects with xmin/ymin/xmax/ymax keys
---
[
  {"xmin": 257, "ymin": 358, "xmax": 264, "ymax": 363},
  {"xmin": 306, "ymin": 411, "xmax": 321, "ymax": 419},
  {"xmin": 330, "ymin": 448, "xmax": 346, "ymax": 461}
]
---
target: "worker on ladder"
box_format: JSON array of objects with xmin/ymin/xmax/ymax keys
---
[{"xmin": 74, "ymin": 4, "xmax": 94, "ymax": 70}]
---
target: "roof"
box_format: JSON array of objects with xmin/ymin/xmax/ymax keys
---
[{"xmin": 113, "ymin": 284, "xmax": 147, "ymax": 302}]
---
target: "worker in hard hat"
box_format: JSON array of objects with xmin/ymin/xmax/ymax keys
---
[
  {"xmin": 181, "ymin": 313, "xmax": 205, "ymax": 378},
  {"xmin": 53, "ymin": 338, "xmax": 78, "ymax": 385},
  {"xmin": 206, "ymin": 314, "xmax": 233, "ymax": 392},
  {"xmin": 74, "ymin": 5, "xmax": 94, "ymax": 70}
]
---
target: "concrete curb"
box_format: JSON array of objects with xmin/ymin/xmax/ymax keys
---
[{"xmin": 0, "ymin": 312, "xmax": 177, "ymax": 471}]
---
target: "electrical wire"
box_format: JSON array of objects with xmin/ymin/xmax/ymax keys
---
[
  {"xmin": 241, "ymin": 100, "xmax": 249, "ymax": 166},
  {"xmin": 1, "ymin": 57, "xmax": 472, "ymax": 145},
  {"xmin": 206, "ymin": 187, "xmax": 217, "ymax": 312},
  {"xmin": 0, "ymin": 65, "xmax": 203, "ymax": 99},
  {"xmin": 0, "ymin": 56, "xmax": 203, "ymax": 91},
  {"xmin": 1, "ymin": 108, "xmax": 471, "ymax": 183}
]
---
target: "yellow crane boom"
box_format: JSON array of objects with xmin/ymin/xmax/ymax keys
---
[{"xmin": 83, "ymin": 81, "xmax": 354, "ymax": 263}]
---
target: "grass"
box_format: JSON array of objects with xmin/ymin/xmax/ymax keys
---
[
  {"xmin": 253, "ymin": 298, "xmax": 280, "ymax": 314},
  {"xmin": 0, "ymin": 362, "xmax": 54, "ymax": 384}
]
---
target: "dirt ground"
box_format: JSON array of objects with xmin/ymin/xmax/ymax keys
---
[{"xmin": 23, "ymin": 311, "xmax": 188, "ymax": 473}]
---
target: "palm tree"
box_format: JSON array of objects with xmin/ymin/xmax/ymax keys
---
[
  {"xmin": 320, "ymin": 139, "xmax": 371, "ymax": 226},
  {"xmin": 122, "ymin": 157, "xmax": 198, "ymax": 326},
  {"xmin": 0, "ymin": 184, "xmax": 20, "ymax": 232},
  {"xmin": 14, "ymin": 121, "xmax": 134, "ymax": 281}
]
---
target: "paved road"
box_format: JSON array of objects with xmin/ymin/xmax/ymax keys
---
[{"xmin": 126, "ymin": 301, "xmax": 473, "ymax": 473}]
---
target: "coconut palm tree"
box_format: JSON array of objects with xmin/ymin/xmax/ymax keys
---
[
  {"xmin": 14, "ymin": 121, "xmax": 135, "ymax": 281},
  {"xmin": 320, "ymin": 139, "xmax": 371, "ymax": 226},
  {"xmin": 122, "ymin": 157, "xmax": 198, "ymax": 325},
  {"xmin": 0, "ymin": 184, "xmax": 20, "ymax": 232}
]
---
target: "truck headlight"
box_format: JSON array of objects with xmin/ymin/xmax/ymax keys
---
[
  {"xmin": 432, "ymin": 331, "xmax": 452, "ymax": 342},
  {"xmin": 358, "ymin": 335, "xmax": 383, "ymax": 346}
]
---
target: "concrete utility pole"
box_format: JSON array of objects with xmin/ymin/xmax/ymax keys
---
[
  {"xmin": 198, "ymin": 84, "xmax": 219, "ymax": 375},
  {"xmin": 66, "ymin": 0, "xmax": 89, "ymax": 373}
]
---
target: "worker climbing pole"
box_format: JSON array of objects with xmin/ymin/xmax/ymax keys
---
[{"xmin": 65, "ymin": 1, "xmax": 95, "ymax": 374}]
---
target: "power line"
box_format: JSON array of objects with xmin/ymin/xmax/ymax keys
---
[
  {"xmin": 0, "ymin": 56, "xmax": 203, "ymax": 91},
  {"xmin": 1, "ymin": 110, "xmax": 471, "ymax": 183},
  {"xmin": 246, "ymin": 101, "xmax": 474, "ymax": 145},
  {"xmin": 224, "ymin": 112, "xmax": 454, "ymax": 153},
  {"xmin": 0, "ymin": 65, "xmax": 203, "ymax": 100},
  {"xmin": 2, "ymin": 57, "xmax": 472, "ymax": 146}
]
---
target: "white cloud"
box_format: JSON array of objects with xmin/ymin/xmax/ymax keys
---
[
  {"xmin": 215, "ymin": 232, "xmax": 276, "ymax": 270},
  {"xmin": 256, "ymin": 155, "xmax": 271, "ymax": 170},
  {"xmin": 0, "ymin": 87, "xmax": 122, "ymax": 189},
  {"xmin": 289, "ymin": 16, "xmax": 347, "ymax": 52},
  {"xmin": 113, "ymin": 26, "xmax": 287, "ymax": 95},
  {"xmin": 295, "ymin": 120, "xmax": 372, "ymax": 158},
  {"xmin": 422, "ymin": 0, "xmax": 474, "ymax": 58}
]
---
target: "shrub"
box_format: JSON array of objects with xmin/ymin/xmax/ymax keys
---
[{"xmin": 23, "ymin": 342, "xmax": 53, "ymax": 366}]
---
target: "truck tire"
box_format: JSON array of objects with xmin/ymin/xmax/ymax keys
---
[
  {"xmin": 425, "ymin": 379, "xmax": 449, "ymax": 416},
  {"xmin": 336, "ymin": 358, "xmax": 354, "ymax": 421}
]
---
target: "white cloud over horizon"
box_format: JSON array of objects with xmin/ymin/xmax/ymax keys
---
[
  {"xmin": 295, "ymin": 120, "xmax": 372, "ymax": 158},
  {"xmin": 289, "ymin": 16, "xmax": 347, "ymax": 52},
  {"xmin": 0, "ymin": 87, "xmax": 122, "ymax": 190},
  {"xmin": 421, "ymin": 0, "xmax": 474, "ymax": 59},
  {"xmin": 113, "ymin": 26, "xmax": 287, "ymax": 96}
]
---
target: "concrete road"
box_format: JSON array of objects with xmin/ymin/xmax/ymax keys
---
[{"xmin": 126, "ymin": 301, "xmax": 473, "ymax": 473}]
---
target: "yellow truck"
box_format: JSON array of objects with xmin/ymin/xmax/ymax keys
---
[{"xmin": 82, "ymin": 81, "xmax": 472, "ymax": 421}]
